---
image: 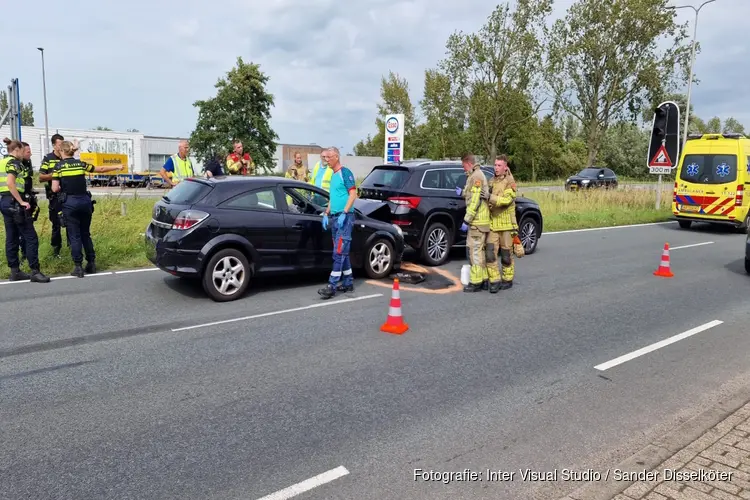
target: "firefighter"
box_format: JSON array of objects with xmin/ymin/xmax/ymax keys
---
[
  {"xmin": 486, "ymin": 155, "xmax": 516, "ymax": 292},
  {"xmin": 455, "ymin": 153, "xmax": 491, "ymax": 292},
  {"xmin": 0, "ymin": 138, "xmax": 50, "ymax": 282},
  {"xmin": 285, "ymin": 151, "xmax": 309, "ymax": 181},
  {"xmin": 226, "ymin": 141, "xmax": 254, "ymax": 175}
]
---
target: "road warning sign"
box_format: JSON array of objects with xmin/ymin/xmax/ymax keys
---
[{"xmin": 649, "ymin": 144, "xmax": 672, "ymax": 168}]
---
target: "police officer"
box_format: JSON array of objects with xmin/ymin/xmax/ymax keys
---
[
  {"xmin": 18, "ymin": 142, "xmax": 37, "ymax": 261},
  {"xmin": 455, "ymin": 153, "xmax": 491, "ymax": 292},
  {"xmin": 39, "ymin": 133, "xmax": 67, "ymax": 257},
  {"xmin": 0, "ymin": 138, "xmax": 50, "ymax": 282},
  {"xmin": 51, "ymin": 141, "xmax": 120, "ymax": 277},
  {"xmin": 486, "ymin": 155, "xmax": 517, "ymax": 292}
]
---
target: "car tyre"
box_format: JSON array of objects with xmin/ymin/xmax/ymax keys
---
[
  {"xmin": 736, "ymin": 214, "xmax": 750, "ymax": 234},
  {"xmin": 364, "ymin": 238, "xmax": 395, "ymax": 279},
  {"xmin": 746, "ymin": 258, "xmax": 750, "ymax": 275},
  {"xmin": 678, "ymin": 220, "xmax": 692, "ymax": 229},
  {"xmin": 202, "ymin": 248, "xmax": 251, "ymax": 302},
  {"xmin": 420, "ymin": 222, "xmax": 451, "ymax": 266},
  {"xmin": 518, "ymin": 215, "xmax": 540, "ymax": 255}
]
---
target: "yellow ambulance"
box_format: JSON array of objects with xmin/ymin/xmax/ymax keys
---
[{"xmin": 672, "ymin": 133, "xmax": 750, "ymax": 232}]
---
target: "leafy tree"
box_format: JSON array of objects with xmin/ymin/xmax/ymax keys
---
[
  {"xmin": 420, "ymin": 69, "xmax": 467, "ymax": 160},
  {"xmin": 0, "ymin": 90, "xmax": 34, "ymax": 126},
  {"xmin": 722, "ymin": 117, "xmax": 745, "ymax": 134},
  {"xmin": 190, "ymin": 56, "xmax": 278, "ymax": 172},
  {"xmin": 599, "ymin": 122, "xmax": 650, "ymax": 177},
  {"xmin": 546, "ymin": 0, "xmax": 691, "ymax": 167},
  {"xmin": 440, "ymin": 0, "xmax": 552, "ymax": 159},
  {"xmin": 94, "ymin": 126, "xmax": 113, "ymax": 131}
]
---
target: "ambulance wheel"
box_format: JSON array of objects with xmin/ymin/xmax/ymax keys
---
[
  {"xmin": 678, "ymin": 220, "xmax": 692, "ymax": 229},
  {"xmin": 737, "ymin": 214, "xmax": 750, "ymax": 234}
]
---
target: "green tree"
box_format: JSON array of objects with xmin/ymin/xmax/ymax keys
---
[
  {"xmin": 190, "ymin": 56, "xmax": 278, "ymax": 171},
  {"xmin": 546, "ymin": 0, "xmax": 691, "ymax": 167},
  {"xmin": 722, "ymin": 117, "xmax": 745, "ymax": 134},
  {"xmin": 599, "ymin": 122, "xmax": 650, "ymax": 177},
  {"xmin": 94, "ymin": 126, "xmax": 113, "ymax": 131},
  {"xmin": 0, "ymin": 90, "xmax": 34, "ymax": 126},
  {"xmin": 440, "ymin": 0, "xmax": 552, "ymax": 159},
  {"xmin": 420, "ymin": 69, "xmax": 467, "ymax": 159}
]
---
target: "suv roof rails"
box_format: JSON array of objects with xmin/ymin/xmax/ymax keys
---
[{"xmin": 687, "ymin": 132, "xmax": 746, "ymax": 141}]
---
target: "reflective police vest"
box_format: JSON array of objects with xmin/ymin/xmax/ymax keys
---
[
  {"xmin": 309, "ymin": 162, "xmax": 333, "ymax": 191},
  {"xmin": 0, "ymin": 156, "xmax": 24, "ymax": 195},
  {"xmin": 171, "ymin": 154, "xmax": 194, "ymax": 183}
]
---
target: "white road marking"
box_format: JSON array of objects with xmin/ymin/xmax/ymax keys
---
[
  {"xmin": 172, "ymin": 294, "xmax": 384, "ymax": 332},
  {"xmin": 669, "ymin": 241, "xmax": 714, "ymax": 250},
  {"xmin": 545, "ymin": 221, "xmax": 675, "ymax": 235},
  {"xmin": 594, "ymin": 320, "xmax": 724, "ymax": 371},
  {"xmin": 255, "ymin": 466, "xmax": 349, "ymax": 500},
  {"xmin": 115, "ymin": 268, "xmax": 159, "ymax": 274}
]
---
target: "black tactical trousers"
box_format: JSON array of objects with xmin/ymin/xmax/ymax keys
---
[
  {"xmin": 0, "ymin": 196, "xmax": 40, "ymax": 271},
  {"xmin": 63, "ymin": 195, "xmax": 95, "ymax": 266}
]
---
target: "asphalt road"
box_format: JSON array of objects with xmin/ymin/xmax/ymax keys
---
[
  {"xmin": 2, "ymin": 221, "xmax": 749, "ymax": 500},
  {"xmin": 87, "ymin": 182, "xmax": 659, "ymax": 198}
]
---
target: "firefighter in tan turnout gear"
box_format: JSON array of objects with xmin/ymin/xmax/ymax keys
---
[
  {"xmin": 486, "ymin": 155, "xmax": 517, "ymax": 292},
  {"xmin": 455, "ymin": 154, "xmax": 491, "ymax": 293}
]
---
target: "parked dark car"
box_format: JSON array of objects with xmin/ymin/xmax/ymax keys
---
[
  {"xmin": 145, "ymin": 177, "xmax": 405, "ymax": 302},
  {"xmin": 565, "ymin": 167, "xmax": 618, "ymax": 190},
  {"xmin": 357, "ymin": 160, "xmax": 544, "ymax": 266}
]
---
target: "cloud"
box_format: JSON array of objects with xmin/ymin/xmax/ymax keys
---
[{"xmin": 9, "ymin": 0, "xmax": 750, "ymax": 153}]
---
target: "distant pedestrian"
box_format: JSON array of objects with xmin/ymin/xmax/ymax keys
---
[{"xmin": 318, "ymin": 147, "xmax": 358, "ymax": 299}]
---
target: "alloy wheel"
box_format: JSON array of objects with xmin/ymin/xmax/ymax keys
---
[
  {"xmin": 212, "ymin": 256, "xmax": 245, "ymax": 296},
  {"xmin": 369, "ymin": 241, "xmax": 392, "ymax": 276},
  {"xmin": 427, "ymin": 228, "xmax": 448, "ymax": 262},
  {"xmin": 520, "ymin": 221, "xmax": 537, "ymax": 252}
]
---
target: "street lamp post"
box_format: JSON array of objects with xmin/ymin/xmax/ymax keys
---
[
  {"xmin": 37, "ymin": 47, "xmax": 50, "ymax": 156},
  {"xmin": 669, "ymin": 0, "xmax": 716, "ymax": 147}
]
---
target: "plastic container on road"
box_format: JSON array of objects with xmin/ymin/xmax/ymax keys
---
[{"xmin": 460, "ymin": 264, "xmax": 470, "ymax": 286}]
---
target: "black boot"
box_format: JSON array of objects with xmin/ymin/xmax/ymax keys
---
[
  {"xmin": 481, "ymin": 280, "xmax": 489, "ymax": 291},
  {"xmin": 317, "ymin": 284, "xmax": 336, "ymax": 299},
  {"xmin": 71, "ymin": 265, "xmax": 84, "ymax": 278},
  {"xmin": 499, "ymin": 280, "xmax": 513, "ymax": 290},
  {"xmin": 463, "ymin": 282, "xmax": 483, "ymax": 293},
  {"xmin": 85, "ymin": 262, "xmax": 96, "ymax": 274},
  {"xmin": 336, "ymin": 282, "xmax": 354, "ymax": 293},
  {"xmin": 30, "ymin": 270, "xmax": 50, "ymax": 283},
  {"xmin": 489, "ymin": 281, "xmax": 501, "ymax": 294},
  {"xmin": 9, "ymin": 268, "xmax": 30, "ymax": 281}
]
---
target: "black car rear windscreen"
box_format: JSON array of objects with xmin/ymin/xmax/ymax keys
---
[
  {"xmin": 165, "ymin": 180, "xmax": 213, "ymax": 204},
  {"xmin": 360, "ymin": 167, "xmax": 411, "ymax": 191}
]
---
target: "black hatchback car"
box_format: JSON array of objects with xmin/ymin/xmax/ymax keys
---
[
  {"xmin": 565, "ymin": 167, "xmax": 618, "ymax": 190},
  {"xmin": 145, "ymin": 177, "xmax": 405, "ymax": 301},
  {"xmin": 357, "ymin": 161, "xmax": 544, "ymax": 266}
]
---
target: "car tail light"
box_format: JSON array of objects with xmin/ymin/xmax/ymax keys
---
[
  {"xmin": 172, "ymin": 210, "xmax": 209, "ymax": 230},
  {"xmin": 388, "ymin": 196, "xmax": 421, "ymax": 209},
  {"xmin": 392, "ymin": 220, "xmax": 411, "ymax": 226},
  {"xmin": 736, "ymin": 185, "xmax": 743, "ymax": 206}
]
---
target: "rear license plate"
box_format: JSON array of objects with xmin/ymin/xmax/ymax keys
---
[{"xmin": 680, "ymin": 205, "xmax": 701, "ymax": 213}]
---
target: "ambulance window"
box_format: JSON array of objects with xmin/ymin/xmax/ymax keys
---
[{"xmin": 680, "ymin": 155, "xmax": 737, "ymax": 184}]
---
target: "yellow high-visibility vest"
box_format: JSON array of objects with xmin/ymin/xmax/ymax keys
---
[
  {"xmin": 309, "ymin": 161, "xmax": 333, "ymax": 191},
  {"xmin": 171, "ymin": 154, "xmax": 194, "ymax": 183}
]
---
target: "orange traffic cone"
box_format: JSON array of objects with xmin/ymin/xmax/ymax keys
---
[
  {"xmin": 380, "ymin": 278, "xmax": 409, "ymax": 335},
  {"xmin": 654, "ymin": 243, "xmax": 674, "ymax": 278}
]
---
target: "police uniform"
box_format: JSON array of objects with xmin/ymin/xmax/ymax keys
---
[
  {"xmin": 487, "ymin": 171, "xmax": 517, "ymax": 292},
  {"xmin": 18, "ymin": 159, "xmax": 36, "ymax": 261},
  {"xmin": 461, "ymin": 164, "xmax": 491, "ymax": 292},
  {"xmin": 0, "ymin": 155, "xmax": 49, "ymax": 282},
  {"xmin": 52, "ymin": 158, "xmax": 98, "ymax": 277},
  {"xmin": 40, "ymin": 151, "xmax": 67, "ymax": 255}
]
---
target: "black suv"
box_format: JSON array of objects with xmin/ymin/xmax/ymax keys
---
[
  {"xmin": 145, "ymin": 177, "xmax": 404, "ymax": 301},
  {"xmin": 358, "ymin": 161, "xmax": 544, "ymax": 266}
]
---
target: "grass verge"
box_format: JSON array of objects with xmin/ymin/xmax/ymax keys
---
[
  {"xmin": 0, "ymin": 188, "xmax": 673, "ymax": 279},
  {"xmin": 520, "ymin": 176, "xmax": 659, "ymax": 187}
]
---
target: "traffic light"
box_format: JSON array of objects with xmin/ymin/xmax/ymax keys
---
[
  {"xmin": 652, "ymin": 104, "xmax": 668, "ymax": 139},
  {"xmin": 647, "ymin": 101, "xmax": 680, "ymax": 173}
]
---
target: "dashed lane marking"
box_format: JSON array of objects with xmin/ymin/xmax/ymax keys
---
[
  {"xmin": 255, "ymin": 466, "xmax": 349, "ymax": 500},
  {"xmin": 669, "ymin": 241, "xmax": 714, "ymax": 250}
]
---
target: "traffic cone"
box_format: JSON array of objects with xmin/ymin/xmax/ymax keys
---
[
  {"xmin": 380, "ymin": 278, "xmax": 409, "ymax": 335},
  {"xmin": 653, "ymin": 243, "xmax": 674, "ymax": 278}
]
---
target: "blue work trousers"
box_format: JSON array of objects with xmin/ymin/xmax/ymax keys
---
[
  {"xmin": 63, "ymin": 195, "xmax": 96, "ymax": 266},
  {"xmin": 0, "ymin": 195, "xmax": 40, "ymax": 270},
  {"xmin": 328, "ymin": 213, "xmax": 354, "ymax": 287}
]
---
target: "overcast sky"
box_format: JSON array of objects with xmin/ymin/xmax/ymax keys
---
[{"xmin": 8, "ymin": 0, "xmax": 748, "ymax": 154}]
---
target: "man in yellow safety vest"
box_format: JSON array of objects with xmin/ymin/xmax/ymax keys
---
[
  {"xmin": 308, "ymin": 149, "xmax": 334, "ymax": 192},
  {"xmin": 160, "ymin": 140, "xmax": 194, "ymax": 188}
]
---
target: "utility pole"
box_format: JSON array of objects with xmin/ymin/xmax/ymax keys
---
[{"xmin": 38, "ymin": 47, "xmax": 51, "ymax": 155}]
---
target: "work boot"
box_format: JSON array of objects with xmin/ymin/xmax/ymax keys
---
[
  {"xmin": 481, "ymin": 280, "xmax": 489, "ymax": 291},
  {"xmin": 30, "ymin": 270, "xmax": 50, "ymax": 283},
  {"xmin": 71, "ymin": 265, "xmax": 84, "ymax": 278},
  {"xmin": 317, "ymin": 284, "xmax": 336, "ymax": 300},
  {"xmin": 489, "ymin": 281, "xmax": 501, "ymax": 294},
  {"xmin": 9, "ymin": 268, "xmax": 30, "ymax": 281},
  {"xmin": 499, "ymin": 280, "xmax": 513, "ymax": 290},
  {"xmin": 85, "ymin": 262, "xmax": 96, "ymax": 274},
  {"xmin": 336, "ymin": 282, "xmax": 354, "ymax": 293},
  {"xmin": 463, "ymin": 282, "xmax": 483, "ymax": 293}
]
